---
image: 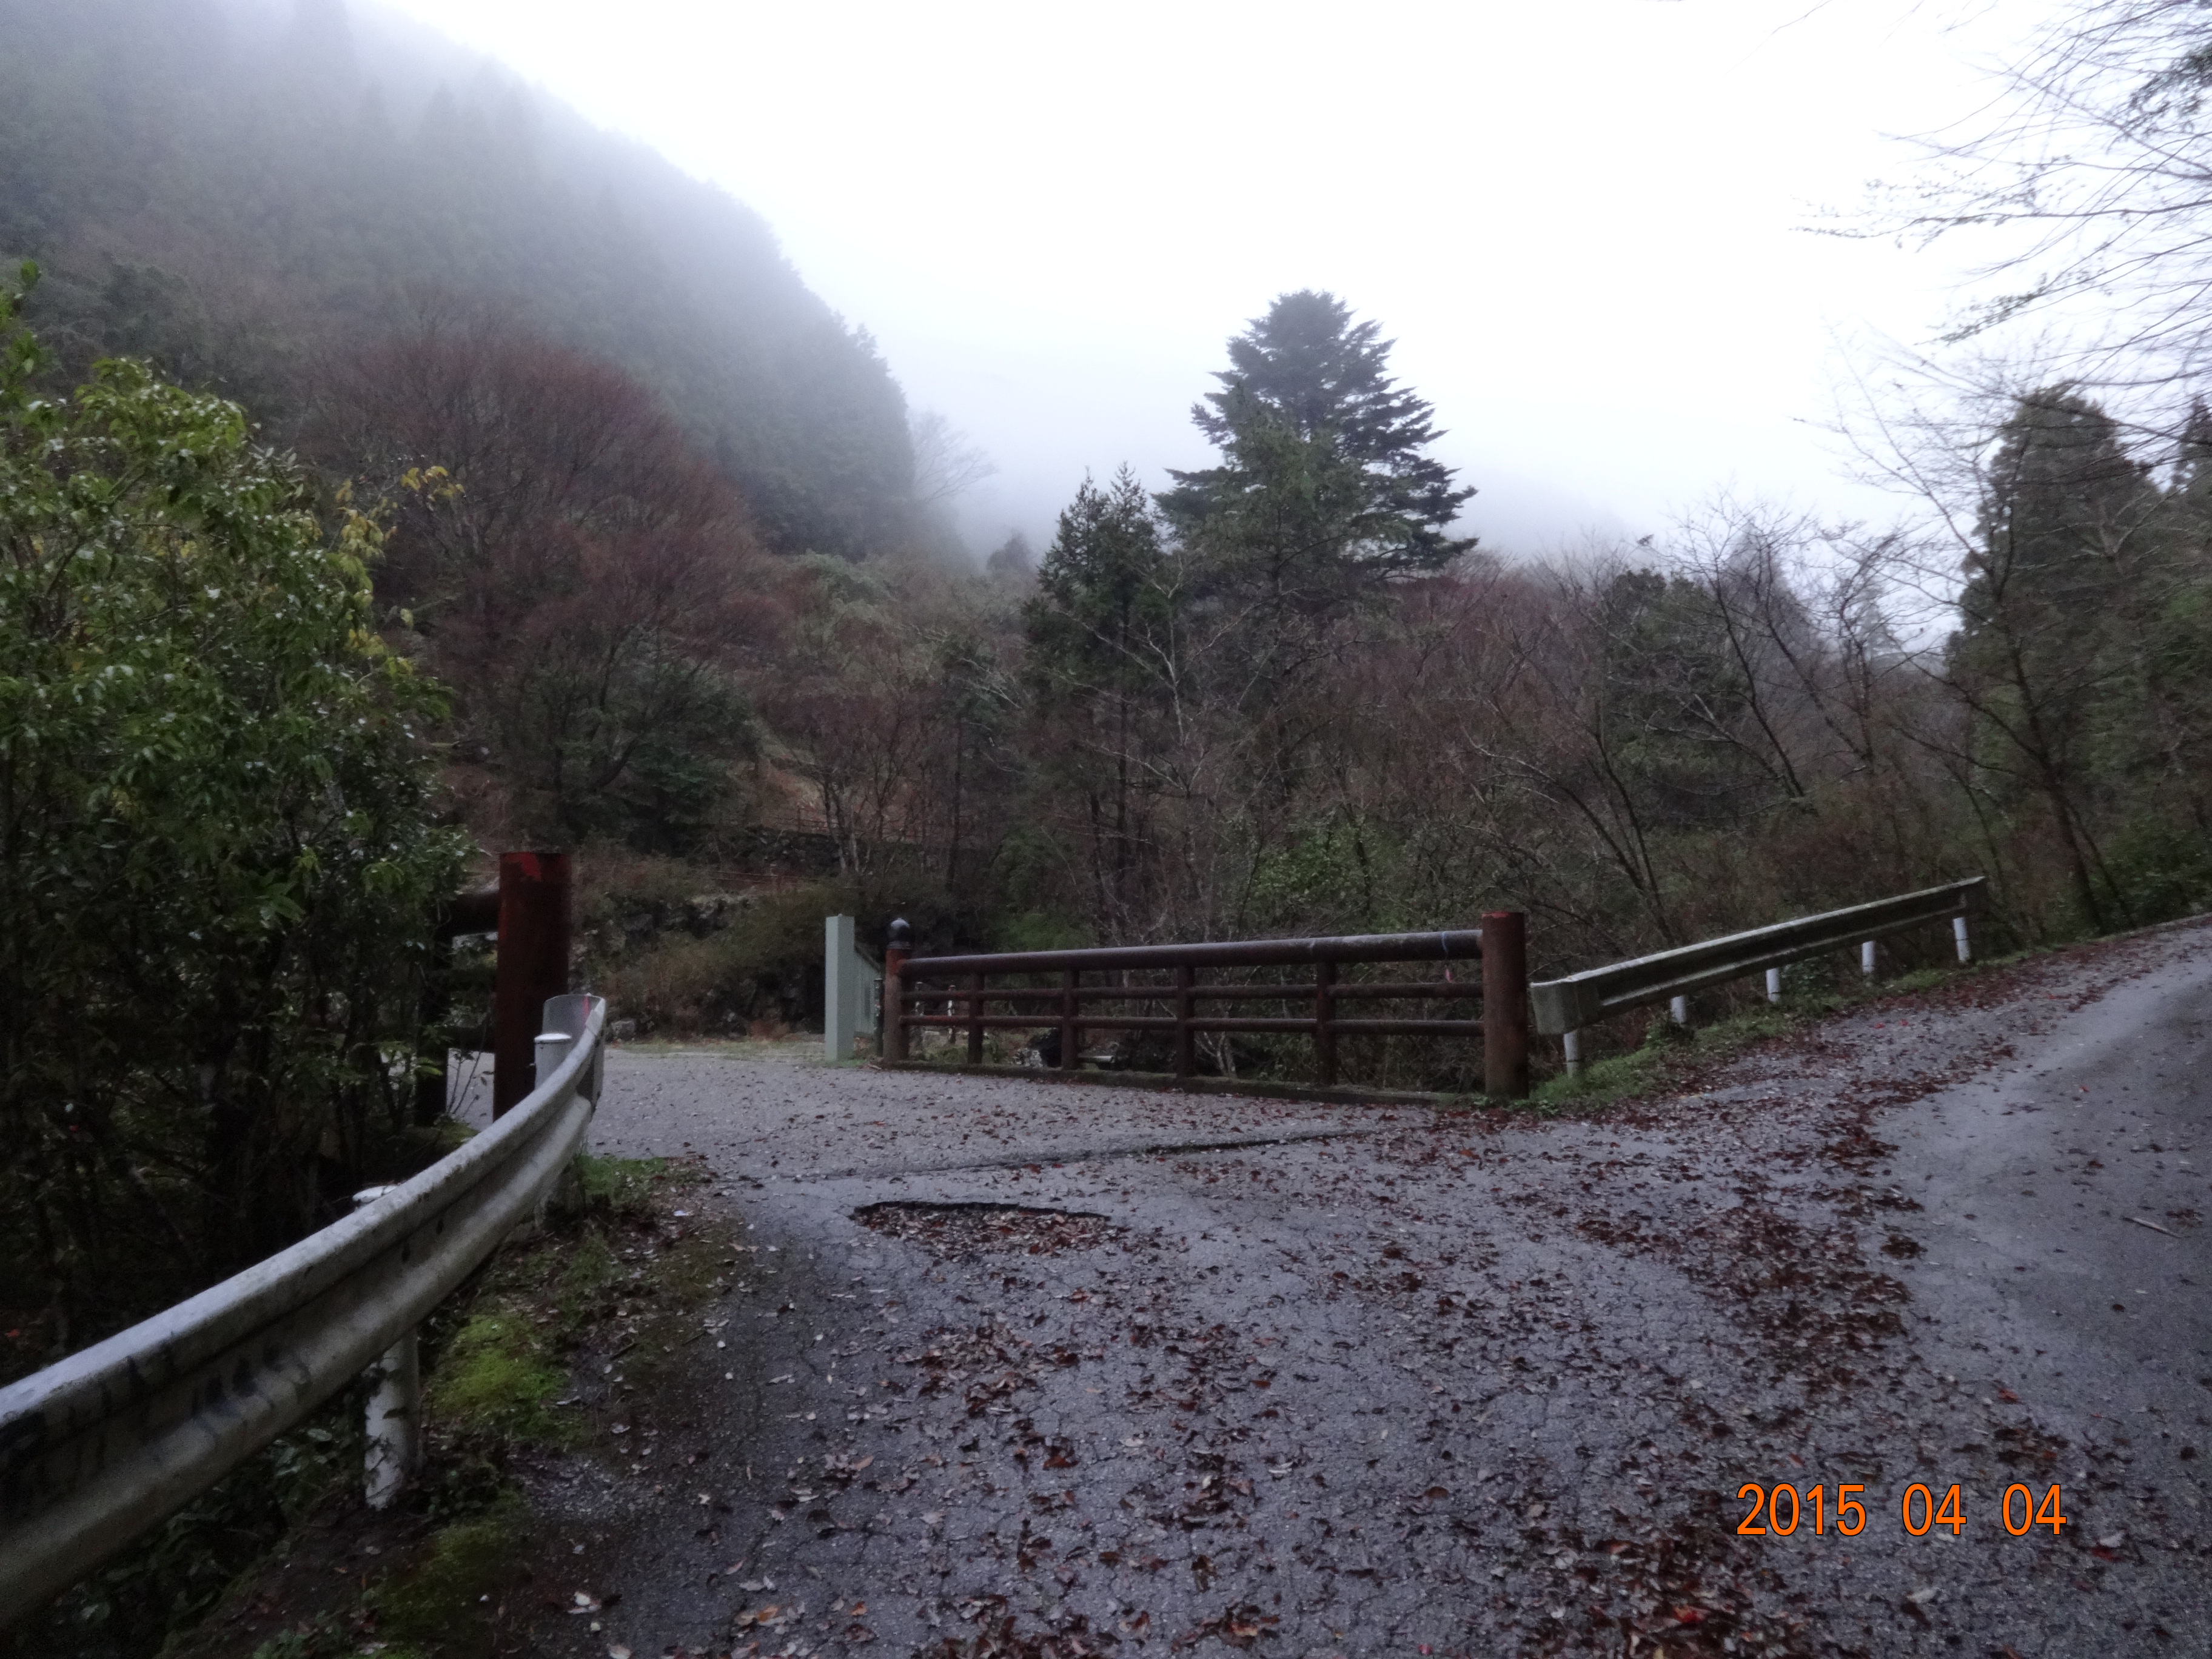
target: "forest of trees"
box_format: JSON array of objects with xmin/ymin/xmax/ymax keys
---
[{"xmin": 8, "ymin": 0, "xmax": 2212, "ymax": 1382}]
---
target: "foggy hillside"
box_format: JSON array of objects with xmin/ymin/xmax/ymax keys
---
[{"xmin": 0, "ymin": 0, "xmax": 914, "ymax": 557}]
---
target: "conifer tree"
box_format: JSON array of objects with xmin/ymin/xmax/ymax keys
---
[{"xmin": 1158, "ymin": 289, "xmax": 1475, "ymax": 623}]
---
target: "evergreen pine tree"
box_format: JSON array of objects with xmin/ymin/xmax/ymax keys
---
[{"xmin": 1158, "ymin": 289, "xmax": 1475, "ymax": 623}]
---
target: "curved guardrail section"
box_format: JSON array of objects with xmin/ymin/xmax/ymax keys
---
[
  {"xmin": 0, "ymin": 993, "xmax": 607, "ymax": 1629},
  {"xmin": 1529, "ymin": 878, "xmax": 1984, "ymax": 1036}
]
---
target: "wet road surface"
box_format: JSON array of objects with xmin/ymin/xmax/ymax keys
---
[{"xmin": 499, "ymin": 923, "xmax": 2212, "ymax": 1658}]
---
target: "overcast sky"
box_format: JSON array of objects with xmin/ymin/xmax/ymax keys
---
[{"xmin": 367, "ymin": 0, "xmax": 2034, "ymax": 557}]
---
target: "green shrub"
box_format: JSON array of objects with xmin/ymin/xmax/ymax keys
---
[{"xmin": 0, "ymin": 277, "xmax": 468, "ymax": 1362}]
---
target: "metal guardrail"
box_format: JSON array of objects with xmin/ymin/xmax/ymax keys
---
[
  {"xmin": 0, "ymin": 993, "xmax": 608, "ymax": 1630},
  {"xmin": 882, "ymin": 914, "xmax": 1530, "ymax": 1098},
  {"xmin": 1529, "ymin": 879, "xmax": 1983, "ymax": 1061}
]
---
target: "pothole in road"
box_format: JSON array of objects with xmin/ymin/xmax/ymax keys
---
[{"xmin": 855, "ymin": 1201, "xmax": 1124, "ymax": 1258}]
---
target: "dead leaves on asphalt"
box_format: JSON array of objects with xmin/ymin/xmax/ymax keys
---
[{"xmin": 858, "ymin": 1202, "xmax": 1124, "ymax": 1258}]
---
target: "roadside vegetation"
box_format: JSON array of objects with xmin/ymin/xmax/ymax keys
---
[{"xmin": 2, "ymin": 1153, "xmax": 725, "ymax": 1659}]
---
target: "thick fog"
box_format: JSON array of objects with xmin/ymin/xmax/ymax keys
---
[{"xmin": 357, "ymin": 0, "xmax": 2023, "ymax": 557}]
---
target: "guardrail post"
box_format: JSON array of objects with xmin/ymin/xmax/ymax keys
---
[
  {"xmin": 1058, "ymin": 968, "xmax": 1079, "ymax": 1071},
  {"xmin": 1314, "ymin": 959, "xmax": 1338, "ymax": 1087},
  {"xmin": 882, "ymin": 919, "xmax": 911, "ymax": 1061},
  {"xmin": 1562, "ymin": 1027, "xmax": 1582, "ymax": 1077},
  {"xmin": 1860, "ymin": 939, "xmax": 1877, "ymax": 977},
  {"xmin": 494, "ymin": 851, "xmax": 572, "ymax": 1117},
  {"xmin": 967, "ymin": 970, "xmax": 985, "ymax": 1064},
  {"xmin": 1669, "ymin": 995, "xmax": 1688, "ymax": 1026},
  {"xmin": 1765, "ymin": 968, "xmax": 1782, "ymax": 1005},
  {"xmin": 353, "ymin": 1186, "xmax": 421, "ymax": 1509},
  {"xmin": 1481, "ymin": 910, "xmax": 1529, "ymax": 1099},
  {"xmin": 1954, "ymin": 914, "xmax": 1971, "ymax": 962},
  {"xmin": 1174, "ymin": 964, "xmax": 1195, "ymax": 1080}
]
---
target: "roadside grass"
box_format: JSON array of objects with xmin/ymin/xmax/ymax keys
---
[
  {"xmin": 1532, "ymin": 1003, "xmax": 1795, "ymax": 1111},
  {"xmin": 1526, "ymin": 953, "xmax": 2013, "ymax": 1113}
]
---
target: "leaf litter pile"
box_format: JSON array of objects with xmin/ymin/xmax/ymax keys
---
[{"xmin": 857, "ymin": 1202, "xmax": 1126, "ymax": 1258}]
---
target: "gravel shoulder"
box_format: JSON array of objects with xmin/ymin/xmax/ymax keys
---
[{"xmin": 498, "ymin": 924, "xmax": 2212, "ymax": 1659}]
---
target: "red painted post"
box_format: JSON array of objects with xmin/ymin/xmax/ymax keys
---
[
  {"xmin": 1174, "ymin": 964, "xmax": 1195, "ymax": 1081},
  {"xmin": 1058, "ymin": 968, "xmax": 1079, "ymax": 1071},
  {"xmin": 1314, "ymin": 959, "xmax": 1338, "ymax": 1087},
  {"xmin": 882, "ymin": 919, "xmax": 911, "ymax": 1062},
  {"xmin": 1481, "ymin": 910, "xmax": 1529, "ymax": 1100},
  {"xmin": 966, "ymin": 970, "xmax": 985, "ymax": 1064},
  {"xmin": 492, "ymin": 852, "xmax": 572, "ymax": 1118}
]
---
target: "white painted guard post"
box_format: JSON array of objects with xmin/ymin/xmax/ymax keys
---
[
  {"xmin": 352, "ymin": 1186, "xmax": 420, "ymax": 1509},
  {"xmin": 824, "ymin": 916, "xmax": 881, "ymax": 1061}
]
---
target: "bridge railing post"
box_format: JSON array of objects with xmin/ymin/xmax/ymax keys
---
[
  {"xmin": 1482, "ymin": 910, "xmax": 1529, "ymax": 1099},
  {"xmin": 882, "ymin": 918, "xmax": 911, "ymax": 1061},
  {"xmin": 494, "ymin": 851, "xmax": 571, "ymax": 1117}
]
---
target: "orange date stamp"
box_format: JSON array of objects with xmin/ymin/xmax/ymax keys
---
[{"xmin": 1735, "ymin": 1481, "xmax": 2069, "ymax": 1538}]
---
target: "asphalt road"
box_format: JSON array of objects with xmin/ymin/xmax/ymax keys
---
[{"xmin": 500, "ymin": 922, "xmax": 2211, "ymax": 1659}]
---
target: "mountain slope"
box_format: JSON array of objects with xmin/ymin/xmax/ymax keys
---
[{"xmin": 0, "ymin": 0, "xmax": 914, "ymax": 557}]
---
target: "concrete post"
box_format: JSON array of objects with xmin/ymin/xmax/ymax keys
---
[
  {"xmin": 354, "ymin": 1186, "xmax": 420, "ymax": 1509},
  {"xmin": 1861, "ymin": 939, "xmax": 1877, "ymax": 977},
  {"xmin": 1954, "ymin": 914, "xmax": 1971, "ymax": 963},
  {"xmin": 1669, "ymin": 995, "xmax": 1689, "ymax": 1026},
  {"xmin": 825, "ymin": 914, "xmax": 858, "ymax": 1060},
  {"xmin": 1765, "ymin": 967, "xmax": 1782, "ymax": 1004}
]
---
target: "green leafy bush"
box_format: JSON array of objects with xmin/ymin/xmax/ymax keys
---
[{"xmin": 0, "ymin": 275, "xmax": 468, "ymax": 1361}]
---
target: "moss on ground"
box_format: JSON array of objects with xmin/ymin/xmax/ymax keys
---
[
  {"xmin": 1525, "ymin": 956, "xmax": 2014, "ymax": 1111},
  {"xmin": 422, "ymin": 1312, "xmax": 574, "ymax": 1447},
  {"xmin": 364, "ymin": 1500, "xmax": 528, "ymax": 1650}
]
